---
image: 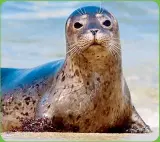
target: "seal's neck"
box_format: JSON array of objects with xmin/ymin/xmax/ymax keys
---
[{"xmin": 65, "ymin": 45, "xmax": 122, "ymax": 84}]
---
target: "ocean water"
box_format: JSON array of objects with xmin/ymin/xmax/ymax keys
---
[{"xmin": 1, "ymin": 1, "xmax": 159, "ymax": 140}]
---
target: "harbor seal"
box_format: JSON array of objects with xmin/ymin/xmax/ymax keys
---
[{"xmin": 1, "ymin": 6, "xmax": 151, "ymax": 133}]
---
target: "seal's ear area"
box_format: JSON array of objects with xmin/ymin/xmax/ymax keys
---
[
  {"xmin": 65, "ymin": 18, "xmax": 71, "ymax": 29},
  {"xmin": 109, "ymin": 12, "xmax": 118, "ymax": 24}
]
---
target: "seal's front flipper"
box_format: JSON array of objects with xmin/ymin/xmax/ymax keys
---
[{"xmin": 125, "ymin": 106, "xmax": 152, "ymax": 133}]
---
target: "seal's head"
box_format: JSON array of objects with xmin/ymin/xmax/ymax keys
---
[{"xmin": 65, "ymin": 6, "xmax": 120, "ymax": 59}]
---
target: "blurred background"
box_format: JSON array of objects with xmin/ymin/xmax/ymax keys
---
[{"xmin": 1, "ymin": 1, "xmax": 159, "ymax": 139}]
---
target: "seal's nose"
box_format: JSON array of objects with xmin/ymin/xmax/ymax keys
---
[{"xmin": 90, "ymin": 29, "xmax": 99, "ymax": 35}]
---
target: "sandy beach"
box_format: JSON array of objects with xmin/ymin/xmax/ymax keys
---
[{"xmin": 1, "ymin": 130, "xmax": 159, "ymax": 141}]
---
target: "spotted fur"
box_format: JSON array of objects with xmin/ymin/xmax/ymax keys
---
[{"xmin": 1, "ymin": 6, "xmax": 151, "ymax": 133}]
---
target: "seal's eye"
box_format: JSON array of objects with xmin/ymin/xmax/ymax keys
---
[
  {"xmin": 103, "ymin": 20, "xmax": 111, "ymax": 28},
  {"xmin": 74, "ymin": 22, "xmax": 83, "ymax": 29}
]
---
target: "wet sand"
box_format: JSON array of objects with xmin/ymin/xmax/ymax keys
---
[{"xmin": 1, "ymin": 130, "xmax": 158, "ymax": 141}]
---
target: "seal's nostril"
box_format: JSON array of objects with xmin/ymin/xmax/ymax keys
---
[
  {"xmin": 95, "ymin": 30, "xmax": 98, "ymax": 33},
  {"xmin": 90, "ymin": 29, "xmax": 99, "ymax": 35}
]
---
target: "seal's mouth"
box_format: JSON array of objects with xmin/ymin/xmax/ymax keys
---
[
  {"xmin": 91, "ymin": 40, "xmax": 101, "ymax": 46},
  {"xmin": 92, "ymin": 42, "xmax": 99, "ymax": 46},
  {"xmin": 90, "ymin": 40, "xmax": 104, "ymax": 48}
]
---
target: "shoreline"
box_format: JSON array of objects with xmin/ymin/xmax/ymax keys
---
[{"xmin": 1, "ymin": 130, "xmax": 158, "ymax": 141}]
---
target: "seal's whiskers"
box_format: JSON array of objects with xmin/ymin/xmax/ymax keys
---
[
  {"xmin": 109, "ymin": 45, "xmax": 117, "ymax": 60},
  {"xmin": 66, "ymin": 43, "xmax": 82, "ymax": 60},
  {"xmin": 67, "ymin": 42, "xmax": 78, "ymax": 50},
  {"xmin": 111, "ymin": 47, "xmax": 121, "ymax": 60},
  {"xmin": 99, "ymin": 1, "xmax": 104, "ymax": 14},
  {"xmin": 70, "ymin": 47, "xmax": 82, "ymax": 59},
  {"xmin": 98, "ymin": 1, "xmax": 102, "ymax": 14},
  {"xmin": 108, "ymin": 40, "xmax": 121, "ymax": 60},
  {"xmin": 83, "ymin": 8, "xmax": 86, "ymax": 14},
  {"xmin": 67, "ymin": 46, "xmax": 78, "ymax": 56},
  {"xmin": 66, "ymin": 46, "xmax": 77, "ymax": 54},
  {"xmin": 79, "ymin": 8, "xmax": 85, "ymax": 15},
  {"xmin": 77, "ymin": 9, "xmax": 83, "ymax": 16}
]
